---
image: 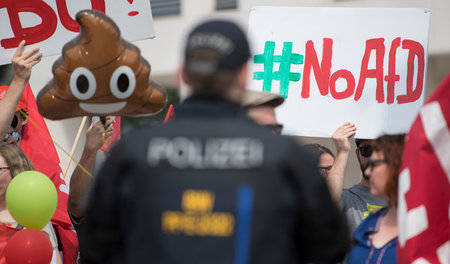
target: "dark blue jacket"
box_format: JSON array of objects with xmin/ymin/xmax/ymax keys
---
[{"xmin": 78, "ymin": 97, "xmax": 349, "ymax": 264}]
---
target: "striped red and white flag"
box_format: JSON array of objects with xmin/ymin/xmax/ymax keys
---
[{"xmin": 398, "ymin": 73, "xmax": 450, "ymax": 264}]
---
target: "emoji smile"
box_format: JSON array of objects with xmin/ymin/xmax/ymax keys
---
[{"xmin": 79, "ymin": 102, "xmax": 126, "ymax": 114}]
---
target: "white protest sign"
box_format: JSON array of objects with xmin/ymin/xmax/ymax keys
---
[
  {"xmin": 0, "ymin": 0, "xmax": 155, "ymax": 65},
  {"xmin": 248, "ymin": 7, "xmax": 430, "ymax": 138}
]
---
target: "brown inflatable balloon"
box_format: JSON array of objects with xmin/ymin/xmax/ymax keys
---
[{"xmin": 37, "ymin": 9, "xmax": 166, "ymax": 120}]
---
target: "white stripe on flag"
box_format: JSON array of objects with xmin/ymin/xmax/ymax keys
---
[
  {"xmin": 398, "ymin": 168, "xmax": 428, "ymax": 246},
  {"xmin": 437, "ymin": 241, "xmax": 450, "ymax": 264},
  {"xmin": 411, "ymin": 258, "xmax": 430, "ymax": 264},
  {"xmin": 420, "ymin": 101, "xmax": 450, "ymax": 183}
]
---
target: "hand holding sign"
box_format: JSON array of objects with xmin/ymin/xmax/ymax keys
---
[{"xmin": 11, "ymin": 40, "xmax": 42, "ymax": 84}]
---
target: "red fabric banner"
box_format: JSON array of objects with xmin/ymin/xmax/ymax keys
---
[
  {"xmin": 398, "ymin": 73, "xmax": 450, "ymax": 264},
  {"xmin": 20, "ymin": 83, "xmax": 78, "ymax": 264}
]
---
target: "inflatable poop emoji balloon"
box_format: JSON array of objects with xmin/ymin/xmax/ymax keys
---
[{"xmin": 37, "ymin": 10, "xmax": 166, "ymax": 120}]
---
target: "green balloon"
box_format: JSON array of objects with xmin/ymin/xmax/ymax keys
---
[{"xmin": 5, "ymin": 171, "xmax": 57, "ymax": 229}]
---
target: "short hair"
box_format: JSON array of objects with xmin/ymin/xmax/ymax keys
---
[
  {"xmin": 0, "ymin": 143, "xmax": 34, "ymax": 177},
  {"xmin": 371, "ymin": 134, "xmax": 406, "ymax": 207},
  {"xmin": 304, "ymin": 143, "xmax": 335, "ymax": 160},
  {"xmin": 355, "ymin": 138, "xmax": 371, "ymax": 148}
]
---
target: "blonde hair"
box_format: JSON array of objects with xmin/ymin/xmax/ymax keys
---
[{"xmin": 0, "ymin": 143, "xmax": 34, "ymax": 177}]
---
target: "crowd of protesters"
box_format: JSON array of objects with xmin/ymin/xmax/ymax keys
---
[{"xmin": 0, "ymin": 18, "xmax": 423, "ymax": 264}]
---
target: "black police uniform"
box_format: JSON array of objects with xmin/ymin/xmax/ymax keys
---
[{"xmin": 79, "ymin": 97, "xmax": 349, "ymax": 264}]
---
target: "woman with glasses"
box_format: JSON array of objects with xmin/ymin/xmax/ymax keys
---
[
  {"xmin": 0, "ymin": 143, "xmax": 62, "ymax": 263},
  {"xmin": 2, "ymin": 112, "xmax": 23, "ymax": 145},
  {"xmin": 346, "ymin": 134, "xmax": 405, "ymax": 264},
  {"xmin": 304, "ymin": 143, "xmax": 335, "ymax": 178}
]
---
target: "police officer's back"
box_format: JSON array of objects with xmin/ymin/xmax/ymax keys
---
[{"xmin": 79, "ymin": 19, "xmax": 349, "ymax": 264}]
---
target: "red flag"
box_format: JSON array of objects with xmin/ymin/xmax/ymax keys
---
[
  {"xmin": 19, "ymin": 84, "xmax": 78, "ymax": 264},
  {"xmin": 398, "ymin": 73, "xmax": 450, "ymax": 264},
  {"xmin": 164, "ymin": 104, "xmax": 175, "ymax": 123}
]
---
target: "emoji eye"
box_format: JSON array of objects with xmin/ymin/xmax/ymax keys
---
[
  {"xmin": 110, "ymin": 66, "xmax": 136, "ymax": 99},
  {"xmin": 70, "ymin": 67, "xmax": 96, "ymax": 100}
]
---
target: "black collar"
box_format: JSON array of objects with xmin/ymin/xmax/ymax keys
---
[{"xmin": 174, "ymin": 96, "xmax": 247, "ymax": 120}]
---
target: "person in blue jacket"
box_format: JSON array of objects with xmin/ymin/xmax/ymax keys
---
[{"xmin": 347, "ymin": 134, "xmax": 405, "ymax": 264}]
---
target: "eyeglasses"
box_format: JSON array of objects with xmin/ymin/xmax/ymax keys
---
[
  {"xmin": 366, "ymin": 159, "xmax": 387, "ymax": 172},
  {"xmin": 11, "ymin": 114, "xmax": 18, "ymax": 129},
  {"xmin": 263, "ymin": 124, "xmax": 283, "ymax": 135},
  {"xmin": 358, "ymin": 145, "xmax": 373, "ymax": 157},
  {"xmin": 318, "ymin": 166, "xmax": 332, "ymax": 172},
  {"xmin": 3, "ymin": 131, "xmax": 21, "ymax": 142}
]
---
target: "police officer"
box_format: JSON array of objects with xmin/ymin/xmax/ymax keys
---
[{"xmin": 79, "ymin": 19, "xmax": 349, "ymax": 264}]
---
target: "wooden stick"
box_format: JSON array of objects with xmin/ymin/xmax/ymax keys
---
[{"xmin": 63, "ymin": 116, "xmax": 88, "ymax": 180}]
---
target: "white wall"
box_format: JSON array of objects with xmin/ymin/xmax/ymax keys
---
[{"xmin": 27, "ymin": 0, "xmax": 450, "ymax": 184}]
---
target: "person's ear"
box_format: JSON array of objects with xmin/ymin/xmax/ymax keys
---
[
  {"xmin": 355, "ymin": 148, "xmax": 362, "ymax": 164},
  {"xmin": 22, "ymin": 117, "xmax": 28, "ymax": 125},
  {"xmin": 180, "ymin": 65, "xmax": 190, "ymax": 85},
  {"xmin": 20, "ymin": 113, "xmax": 28, "ymax": 126},
  {"xmin": 176, "ymin": 67, "xmax": 182, "ymax": 87},
  {"xmin": 237, "ymin": 63, "xmax": 248, "ymax": 90}
]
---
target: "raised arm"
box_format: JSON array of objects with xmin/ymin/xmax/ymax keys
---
[
  {"xmin": 68, "ymin": 116, "xmax": 114, "ymax": 218},
  {"xmin": 0, "ymin": 41, "xmax": 41, "ymax": 137},
  {"xmin": 285, "ymin": 141, "xmax": 350, "ymax": 262},
  {"xmin": 327, "ymin": 122, "xmax": 356, "ymax": 202}
]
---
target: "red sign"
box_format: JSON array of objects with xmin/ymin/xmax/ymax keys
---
[
  {"xmin": 0, "ymin": 0, "xmax": 105, "ymax": 49},
  {"xmin": 0, "ymin": 0, "xmax": 155, "ymax": 65}
]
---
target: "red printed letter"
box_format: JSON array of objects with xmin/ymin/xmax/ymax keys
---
[
  {"xmin": 301, "ymin": 38, "xmax": 333, "ymax": 98},
  {"xmin": 354, "ymin": 38, "xmax": 385, "ymax": 103},
  {"xmin": 0, "ymin": 0, "xmax": 57, "ymax": 49},
  {"xmin": 330, "ymin": 70, "xmax": 355, "ymax": 100},
  {"xmin": 384, "ymin": 37, "xmax": 401, "ymax": 104},
  {"xmin": 56, "ymin": 0, "xmax": 106, "ymax": 32},
  {"xmin": 396, "ymin": 40, "xmax": 425, "ymax": 104}
]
